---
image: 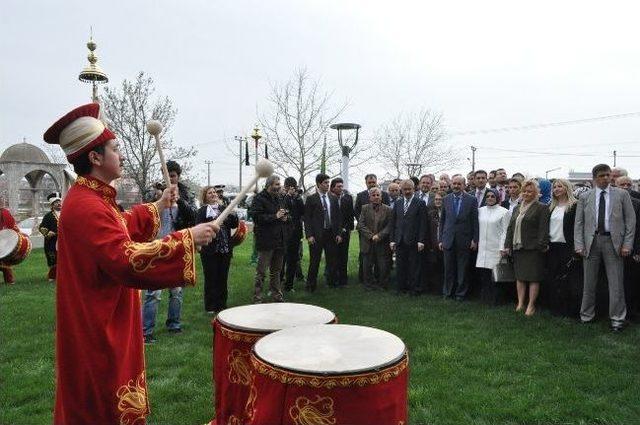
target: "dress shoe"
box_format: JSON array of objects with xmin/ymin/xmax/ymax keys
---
[
  {"xmin": 144, "ymin": 334, "xmax": 157, "ymax": 344},
  {"xmin": 610, "ymin": 323, "xmax": 625, "ymax": 333}
]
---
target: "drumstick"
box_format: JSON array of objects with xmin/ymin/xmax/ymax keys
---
[
  {"xmin": 146, "ymin": 120, "xmax": 172, "ymax": 190},
  {"xmin": 214, "ymin": 158, "xmax": 274, "ymax": 226}
]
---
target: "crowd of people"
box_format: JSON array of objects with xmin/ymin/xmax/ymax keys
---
[{"xmin": 245, "ymin": 164, "xmax": 639, "ymax": 333}]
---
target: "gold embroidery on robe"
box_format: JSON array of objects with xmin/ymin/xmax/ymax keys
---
[
  {"xmin": 228, "ymin": 349, "xmax": 252, "ymax": 386},
  {"xmin": 116, "ymin": 372, "xmax": 148, "ymax": 425},
  {"xmin": 124, "ymin": 238, "xmax": 180, "ymax": 273},
  {"xmin": 217, "ymin": 322, "xmax": 263, "ymax": 343},
  {"xmin": 227, "ymin": 415, "xmax": 242, "ymax": 425},
  {"xmin": 289, "ymin": 395, "xmax": 336, "ymax": 425},
  {"xmin": 180, "ymin": 229, "xmax": 196, "ymax": 285},
  {"xmin": 144, "ymin": 203, "xmax": 161, "ymax": 240}
]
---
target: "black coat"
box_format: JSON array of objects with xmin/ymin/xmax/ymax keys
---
[
  {"xmin": 196, "ymin": 205, "xmax": 238, "ymax": 255},
  {"xmin": 354, "ymin": 189, "xmax": 390, "ymax": 222},
  {"xmin": 304, "ymin": 192, "xmax": 342, "ymax": 239},
  {"xmin": 39, "ymin": 210, "xmax": 59, "ymax": 266},
  {"xmin": 390, "ymin": 196, "xmax": 428, "ymax": 246},
  {"xmin": 250, "ymin": 190, "xmax": 289, "ymax": 251},
  {"xmin": 337, "ymin": 192, "xmax": 355, "ymax": 233},
  {"xmin": 284, "ymin": 193, "xmax": 305, "ymax": 241},
  {"xmin": 550, "ymin": 203, "xmax": 577, "ymax": 251},
  {"xmin": 175, "ymin": 182, "xmax": 197, "ymax": 230}
]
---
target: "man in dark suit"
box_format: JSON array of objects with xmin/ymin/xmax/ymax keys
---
[
  {"xmin": 354, "ymin": 173, "xmax": 390, "ymax": 283},
  {"xmin": 417, "ymin": 174, "xmax": 437, "ymax": 208},
  {"xmin": 439, "ymin": 175, "xmax": 479, "ymax": 301},
  {"xmin": 305, "ymin": 173, "xmax": 343, "ymax": 291},
  {"xmin": 330, "ymin": 178, "xmax": 354, "ymax": 286},
  {"xmin": 470, "ymin": 170, "xmax": 488, "ymax": 207},
  {"xmin": 501, "ymin": 178, "xmax": 522, "ymax": 211},
  {"xmin": 390, "ymin": 179, "xmax": 427, "ymax": 295}
]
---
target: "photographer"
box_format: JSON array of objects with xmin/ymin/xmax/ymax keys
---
[
  {"xmin": 282, "ymin": 177, "xmax": 305, "ymax": 291},
  {"xmin": 249, "ymin": 175, "xmax": 290, "ymax": 303}
]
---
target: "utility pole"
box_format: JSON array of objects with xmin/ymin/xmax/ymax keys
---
[
  {"xmin": 205, "ymin": 160, "xmax": 213, "ymax": 186},
  {"xmin": 235, "ymin": 136, "xmax": 246, "ymax": 189},
  {"xmin": 613, "ymin": 150, "xmax": 617, "ymax": 167},
  {"xmin": 470, "ymin": 146, "xmax": 477, "ymax": 172}
]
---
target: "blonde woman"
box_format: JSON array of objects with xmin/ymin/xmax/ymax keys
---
[
  {"xmin": 196, "ymin": 186, "xmax": 238, "ymax": 314},
  {"xmin": 503, "ymin": 179, "xmax": 550, "ymax": 316},
  {"xmin": 546, "ymin": 179, "xmax": 581, "ymax": 317}
]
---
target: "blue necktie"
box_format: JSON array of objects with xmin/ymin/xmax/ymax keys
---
[{"xmin": 454, "ymin": 196, "xmax": 461, "ymax": 216}]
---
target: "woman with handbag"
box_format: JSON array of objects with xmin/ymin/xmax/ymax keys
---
[
  {"xmin": 503, "ymin": 179, "xmax": 550, "ymax": 316},
  {"xmin": 546, "ymin": 179, "xmax": 581, "ymax": 317},
  {"xmin": 476, "ymin": 189, "xmax": 510, "ymax": 304},
  {"xmin": 197, "ymin": 186, "xmax": 239, "ymax": 314}
]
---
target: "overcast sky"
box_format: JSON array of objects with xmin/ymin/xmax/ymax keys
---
[{"xmin": 2, "ymin": 0, "xmax": 640, "ymax": 192}]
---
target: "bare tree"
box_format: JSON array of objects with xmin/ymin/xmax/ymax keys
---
[
  {"xmin": 258, "ymin": 69, "xmax": 351, "ymax": 191},
  {"xmin": 100, "ymin": 72, "xmax": 196, "ymax": 196},
  {"xmin": 374, "ymin": 109, "xmax": 457, "ymax": 178}
]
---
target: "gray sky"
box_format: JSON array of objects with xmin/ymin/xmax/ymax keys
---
[{"xmin": 2, "ymin": 0, "xmax": 640, "ymax": 192}]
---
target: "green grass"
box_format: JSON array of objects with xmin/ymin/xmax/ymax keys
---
[{"xmin": 1, "ymin": 234, "xmax": 639, "ymax": 424}]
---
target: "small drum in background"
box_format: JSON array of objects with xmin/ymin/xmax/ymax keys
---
[
  {"xmin": 0, "ymin": 229, "xmax": 32, "ymax": 266},
  {"xmin": 212, "ymin": 303, "xmax": 336, "ymax": 425},
  {"xmin": 249, "ymin": 324, "xmax": 408, "ymax": 425},
  {"xmin": 230, "ymin": 220, "xmax": 247, "ymax": 246}
]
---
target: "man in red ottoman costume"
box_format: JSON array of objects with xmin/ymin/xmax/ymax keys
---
[
  {"xmin": 44, "ymin": 103, "xmax": 219, "ymax": 425},
  {"xmin": 0, "ymin": 203, "xmax": 18, "ymax": 284}
]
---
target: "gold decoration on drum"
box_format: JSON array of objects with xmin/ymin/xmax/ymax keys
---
[
  {"xmin": 228, "ymin": 349, "xmax": 252, "ymax": 386},
  {"xmin": 251, "ymin": 354, "xmax": 408, "ymax": 389},
  {"xmin": 245, "ymin": 381, "xmax": 257, "ymax": 420},
  {"xmin": 124, "ymin": 238, "xmax": 180, "ymax": 273},
  {"xmin": 217, "ymin": 323, "xmax": 263, "ymax": 343},
  {"xmin": 116, "ymin": 371, "xmax": 148, "ymax": 425},
  {"xmin": 289, "ymin": 395, "xmax": 336, "ymax": 425}
]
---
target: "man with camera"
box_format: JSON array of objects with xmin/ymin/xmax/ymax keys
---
[{"xmin": 249, "ymin": 175, "xmax": 290, "ymax": 302}]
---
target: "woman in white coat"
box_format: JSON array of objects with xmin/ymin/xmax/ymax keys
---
[{"xmin": 476, "ymin": 188, "xmax": 510, "ymax": 304}]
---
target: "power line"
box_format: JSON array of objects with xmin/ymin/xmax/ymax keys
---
[{"xmin": 449, "ymin": 111, "xmax": 640, "ymax": 137}]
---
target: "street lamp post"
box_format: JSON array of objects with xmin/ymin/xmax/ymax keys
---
[
  {"xmin": 545, "ymin": 167, "xmax": 561, "ymax": 179},
  {"xmin": 250, "ymin": 126, "xmax": 262, "ymax": 193},
  {"xmin": 330, "ymin": 123, "xmax": 361, "ymax": 192},
  {"xmin": 406, "ymin": 163, "xmax": 423, "ymax": 178}
]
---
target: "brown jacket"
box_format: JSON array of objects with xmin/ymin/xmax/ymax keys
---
[{"xmin": 357, "ymin": 203, "xmax": 393, "ymax": 253}]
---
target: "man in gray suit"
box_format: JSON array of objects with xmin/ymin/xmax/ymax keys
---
[
  {"xmin": 357, "ymin": 187, "xmax": 393, "ymax": 290},
  {"xmin": 574, "ymin": 163, "xmax": 636, "ymax": 332}
]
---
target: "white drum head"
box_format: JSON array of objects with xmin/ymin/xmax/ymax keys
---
[
  {"xmin": 217, "ymin": 303, "xmax": 335, "ymax": 332},
  {"xmin": 254, "ymin": 324, "xmax": 406, "ymax": 374},
  {"xmin": 0, "ymin": 229, "xmax": 18, "ymax": 259}
]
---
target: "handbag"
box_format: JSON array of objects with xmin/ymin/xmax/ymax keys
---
[{"xmin": 492, "ymin": 257, "xmax": 515, "ymax": 282}]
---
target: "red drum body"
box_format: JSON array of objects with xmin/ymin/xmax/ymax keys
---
[
  {"xmin": 0, "ymin": 229, "xmax": 32, "ymax": 266},
  {"xmin": 248, "ymin": 324, "xmax": 408, "ymax": 425},
  {"xmin": 212, "ymin": 303, "xmax": 336, "ymax": 425},
  {"xmin": 230, "ymin": 220, "xmax": 247, "ymax": 246}
]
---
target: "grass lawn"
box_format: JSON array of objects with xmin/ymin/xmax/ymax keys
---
[{"xmin": 1, "ymin": 234, "xmax": 639, "ymax": 425}]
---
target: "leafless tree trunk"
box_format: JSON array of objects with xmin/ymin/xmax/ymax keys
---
[
  {"xmin": 374, "ymin": 109, "xmax": 457, "ymax": 178},
  {"xmin": 101, "ymin": 72, "xmax": 196, "ymax": 197},
  {"xmin": 258, "ymin": 69, "xmax": 352, "ymax": 192}
]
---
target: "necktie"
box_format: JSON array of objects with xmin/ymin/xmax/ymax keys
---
[
  {"xmin": 403, "ymin": 198, "xmax": 410, "ymax": 215},
  {"xmin": 455, "ymin": 196, "xmax": 461, "ymax": 216},
  {"xmin": 476, "ymin": 190, "xmax": 482, "ymax": 205},
  {"xmin": 499, "ymin": 187, "xmax": 504, "ymax": 202},
  {"xmin": 322, "ymin": 194, "xmax": 330, "ymax": 229},
  {"xmin": 597, "ymin": 190, "xmax": 606, "ymax": 233}
]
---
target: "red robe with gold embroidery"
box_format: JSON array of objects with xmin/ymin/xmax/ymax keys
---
[{"xmin": 54, "ymin": 176, "xmax": 196, "ymax": 425}]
